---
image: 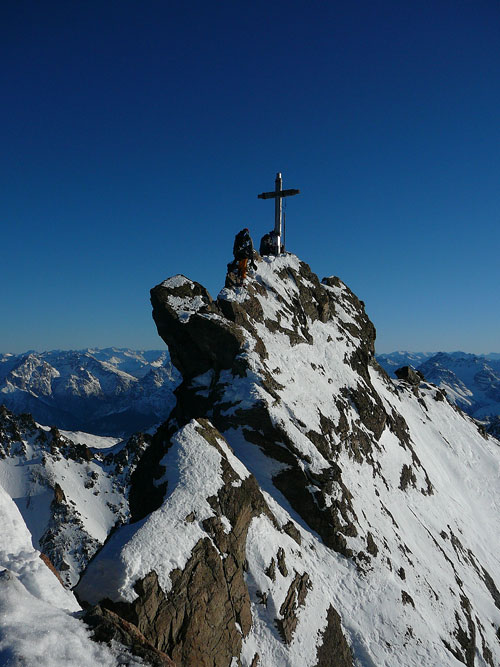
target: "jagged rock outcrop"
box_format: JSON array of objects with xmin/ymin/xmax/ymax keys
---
[
  {"xmin": 115, "ymin": 420, "xmax": 276, "ymax": 666},
  {"xmin": 314, "ymin": 605, "xmax": 354, "ymax": 667},
  {"xmin": 77, "ymin": 418, "xmax": 291, "ymax": 665}
]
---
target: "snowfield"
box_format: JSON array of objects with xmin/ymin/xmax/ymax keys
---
[{"xmin": 0, "ymin": 485, "xmax": 145, "ymax": 666}]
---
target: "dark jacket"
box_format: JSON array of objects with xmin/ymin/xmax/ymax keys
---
[{"xmin": 233, "ymin": 229, "xmax": 254, "ymax": 260}]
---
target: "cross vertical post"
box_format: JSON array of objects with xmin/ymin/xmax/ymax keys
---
[
  {"xmin": 275, "ymin": 172, "xmax": 283, "ymax": 239},
  {"xmin": 258, "ymin": 172, "xmax": 300, "ymax": 254}
]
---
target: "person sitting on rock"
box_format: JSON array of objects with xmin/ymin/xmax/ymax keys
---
[
  {"xmin": 259, "ymin": 230, "xmax": 278, "ymax": 256},
  {"xmin": 233, "ymin": 228, "xmax": 255, "ymax": 284}
]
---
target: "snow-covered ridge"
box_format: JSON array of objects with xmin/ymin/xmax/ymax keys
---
[{"xmin": 0, "ymin": 405, "xmax": 162, "ymax": 665}]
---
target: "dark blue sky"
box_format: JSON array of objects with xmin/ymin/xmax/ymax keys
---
[{"xmin": 2, "ymin": 0, "xmax": 499, "ymax": 353}]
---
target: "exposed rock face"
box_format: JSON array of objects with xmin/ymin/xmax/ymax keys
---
[
  {"xmin": 38, "ymin": 552, "xmax": 65, "ymax": 586},
  {"xmin": 77, "ymin": 418, "xmax": 284, "ymax": 666},
  {"xmin": 150, "ymin": 276, "xmax": 247, "ymax": 380},
  {"xmin": 108, "ymin": 420, "xmax": 275, "ymax": 666},
  {"xmin": 314, "ymin": 605, "xmax": 354, "ymax": 667},
  {"xmin": 275, "ymin": 571, "xmax": 311, "ymax": 644},
  {"xmin": 119, "ymin": 539, "xmax": 247, "ymax": 667},
  {"xmin": 75, "ymin": 253, "xmax": 500, "ymax": 666},
  {"xmin": 83, "ymin": 604, "xmax": 176, "ymax": 666}
]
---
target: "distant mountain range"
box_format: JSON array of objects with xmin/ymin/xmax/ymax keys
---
[
  {"xmin": 0, "ymin": 348, "xmax": 181, "ymax": 437},
  {"xmin": 3, "ymin": 347, "xmax": 498, "ymax": 440},
  {"xmin": 376, "ymin": 350, "xmax": 500, "ymax": 426}
]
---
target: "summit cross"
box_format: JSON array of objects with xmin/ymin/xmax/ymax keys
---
[{"xmin": 258, "ymin": 172, "xmax": 299, "ymax": 253}]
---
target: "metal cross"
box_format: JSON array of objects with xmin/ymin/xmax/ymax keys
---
[{"xmin": 258, "ymin": 172, "xmax": 299, "ymax": 253}]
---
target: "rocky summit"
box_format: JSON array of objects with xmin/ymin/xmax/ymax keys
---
[{"xmin": 2, "ymin": 252, "xmax": 500, "ymax": 666}]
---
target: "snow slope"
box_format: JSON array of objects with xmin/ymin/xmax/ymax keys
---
[{"xmin": 0, "ymin": 484, "xmax": 144, "ymax": 666}]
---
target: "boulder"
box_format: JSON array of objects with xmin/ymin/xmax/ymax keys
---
[{"xmin": 395, "ymin": 366, "xmax": 425, "ymax": 385}]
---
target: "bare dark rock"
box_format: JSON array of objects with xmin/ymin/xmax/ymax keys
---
[
  {"xmin": 401, "ymin": 591, "xmax": 415, "ymax": 607},
  {"xmin": 349, "ymin": 385, "xmax": 387, "ymax": 441},
  {"xmin": 107, "ymin": 541, "xmax": 246, "ymax": 667},
  {"xmin": 83, "ymin": 604, "xmax": 175, "ymax": 666},
  {"xmin": 480, "ymin": 566, "xmax": 500, "ymax": 611},
  {"xmin": 314, "ymin": 605, "xmax": 354, "ymax": 667},
  {"xmin": 39, "ymin": 552, "xmax": 65, "ymax": 586},
  {"xmin": 217, "ymin": 291, "xmax": 265, "ymax": 329},
  {"xmin": 272, "ymin": 465, "xmax": 355, "ymax": 558},
  {"xmin": 52, "ymin": 482, "xmax": 66, "ymax": 505},
  {"xmin": 366, "ymin": 532, "xmax": 378, "ymax": 557},
  {"xmin": 399, "ymin": 464, "xmax": 417, "ymax": 492},
  {"xmin": 277, "ymin": 547, "xmax": 288, "ymax": 577},
  {"xmin": 387, "ymin": 409, "xmax": 412, "ymax": 449},
  {"xmin": 150, "ymin": 277, "xmax": 246, "ymax": 380},
  {"xmin": 282, "ymin": 520, "xmax": 302, "ymax": 545},
  {"xmin": 443, "ymin": 600, "xmax": 477, "ymax": 667},
  {"xmin": 395, "ymin": 366, "xmax": 425, "ymax": 385},
  {"xmin": 256, "ymin": 590, "xmax": 268, "ymax": 606},
  {"xmin": 128, "ymin": 431, "xmax": 168, "ymax": 523},
  {"xmin": 265, "ymin": 558, "xmax": 276, "ymax": 582},
  {"xmin": 276, "ymin": 572, "xmax": 312, "ymax": 644}
]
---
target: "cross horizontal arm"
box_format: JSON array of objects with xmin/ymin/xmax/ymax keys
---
[{"xmin": 257, "ymin": 188, "xmax": 300, "ymax": 200}]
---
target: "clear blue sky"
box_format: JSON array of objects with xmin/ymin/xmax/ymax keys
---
[{"xmin": 2, "ymin": 0, "xmax": 499, "ymax": 354}]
